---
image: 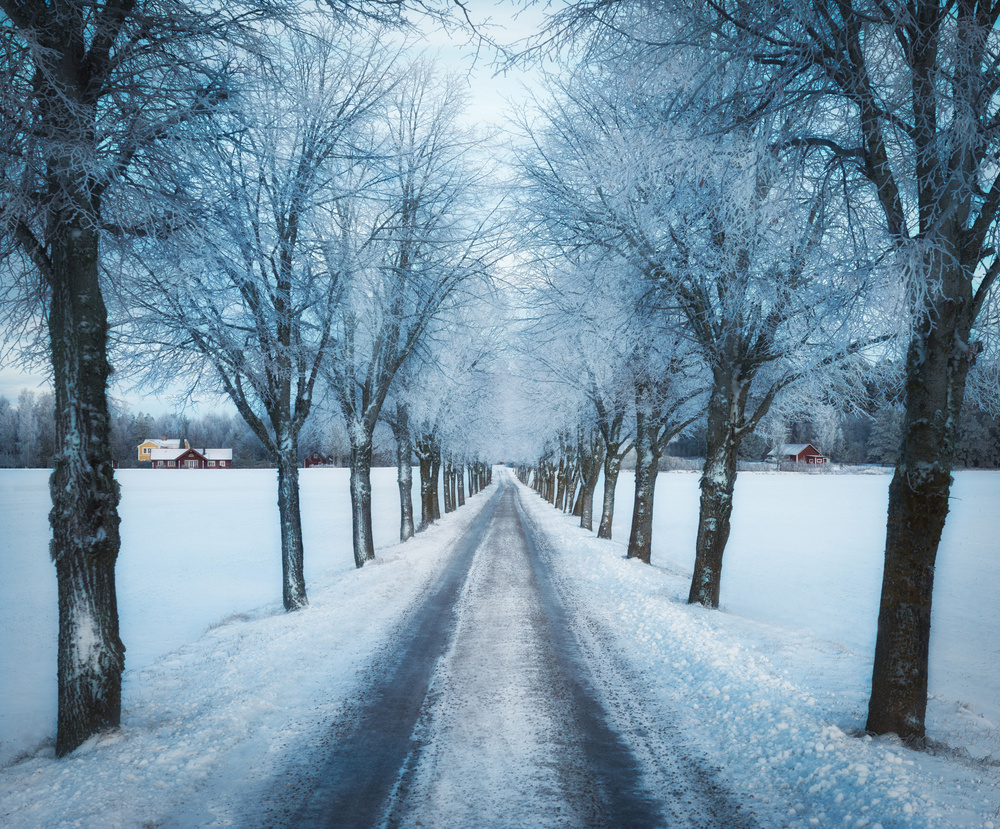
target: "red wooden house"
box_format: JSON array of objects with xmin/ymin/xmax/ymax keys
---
[
  {"xmin": 766, "ymin": 443, "xmax": 828, "ymax": 465},
  {"xmin": 304, "ymin": 451, "xmax": 335, "ymax": 468},
  {"xmin": 149, "ymin": 446, "xmax": 232, "ymax": 469}
]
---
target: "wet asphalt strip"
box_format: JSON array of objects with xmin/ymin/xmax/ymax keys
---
[{"xmin": 284, "ymin": 489, "xmax": 502, "ymax": 829}]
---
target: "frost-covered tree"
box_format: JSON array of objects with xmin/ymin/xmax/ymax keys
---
[
  {"xmin": 326, "ymin": 62, "xmax": 500, "ymax": 567},
  {"xmin": 0, "ymin": 0, "xmax": 282, "ymax": 756},
  {"xmin": 624, "ymin": 340, "xmax": 703, "ymax": 563},
  {"xmin": 519, "ymin": 56, "xmax": 873, "ymax": 601},
  {"xmin": 396, "ymin": 296, "xmax": 504, "ymax": 529},
  {"xmin": 509, "ymin": 254, "xmax": 638, "ymax": 537},
  {"xmin": 129, "ymin": 25, "xmax": 392, "ymax": 609}
]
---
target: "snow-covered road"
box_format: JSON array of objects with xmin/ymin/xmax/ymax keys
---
[{"xmin": 268, "ymin": 474, "xmax": 753, "ymax": 828}]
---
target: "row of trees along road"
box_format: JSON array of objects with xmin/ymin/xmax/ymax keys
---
[
  {"xmin": 0, "ymin": 1, "xmax": 499, "ymax": 758},
  {"xmin": 514, "ymin": 0, "xmax": 1000, "ymax": 745}
]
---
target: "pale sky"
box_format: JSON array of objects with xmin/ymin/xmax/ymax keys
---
[{"xmin": 0, "ymin": 1, "xmax": 553, "ymax": 415}]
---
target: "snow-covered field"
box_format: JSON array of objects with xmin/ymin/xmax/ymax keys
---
[
  {"xmin": 1, "ymin": 466, "xmax": 999, "ymax": 827},
  {"xmin": 0, "ymin": 467, "xmax": 420, "ymax": 768},
  {"xmin": 603, "ymin": 469, "xmax": 1000, "ymax": 736}
]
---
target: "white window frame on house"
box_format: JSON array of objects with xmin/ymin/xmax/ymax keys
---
[{"xmin": 208, "ymin": 460, "xmax": 216, "ymax": 467}]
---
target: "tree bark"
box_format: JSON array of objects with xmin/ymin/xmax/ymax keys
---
[
  {"xmin": 349, "ymin": 428, "xmax": 376, "ymax": 567},
  {"xmin": 416, "ymin": 434, "xmax": 436, "ymax": 527},
  {"xmin": 276, "ymin": 444, "xmax": 308, "ymax": 609},
  {"xmin": 555, "ymin": 452, "xmax": 567, "ymax": 511},
  {"xmin": 688, "ymin": 370, "xmax": 746, "ymax": 608},
  {"xmin": 597, "ymin": 452, "xmax": 623, "ymax": 540},
  {"xmin": 456, "ymin": 463, "xmax": 466, "ymax": 507},
  {"xmin": 867, "ymin": 258, "xmax": 974, "ymax": 743},
  {"xmin": 576, "ymin": 439, "xmax": 604, "ymax": 532},
  {"xmin": 392, "ymin": 405, "xmax": 415, "ymax": 542},
  {"xmin": 49, "ymin": 222, "xmax": 125, "ymax": 758},
  {"xmin": 430, "ymin": 443, "xmax": 442, "ymax": 520},
  {"xmin": 443, "ymin": 456, "xmax": 455, "ymax": 513},
  {"xmin": 564, "ymin": 455, "xmax": 579, "ymax": 514},
  {"xmin": 627, "ymin": 395, "xmax": 662, "ymax": 563}
]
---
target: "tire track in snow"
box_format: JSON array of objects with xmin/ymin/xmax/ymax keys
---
[{"xmin": 514, "ymin": 478, "xmax": 759, "ymax": 829}]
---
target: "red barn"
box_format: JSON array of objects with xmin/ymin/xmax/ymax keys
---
[{"xmin": 766, "ymin": 443, "xmax": 828, "ymax": 465}]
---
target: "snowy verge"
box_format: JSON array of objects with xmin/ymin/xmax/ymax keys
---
[
  {"xmin": 514, "ymin": 478, "xmax": 1000, "ymax": 829},
  {"xmin": 0, "ymin": 485, "xmax": 495, "ymax": 829}
]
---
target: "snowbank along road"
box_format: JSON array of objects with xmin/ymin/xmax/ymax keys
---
[{"xmin": 264, "ymin": 471, "xmax": 756, "ymax": 828}]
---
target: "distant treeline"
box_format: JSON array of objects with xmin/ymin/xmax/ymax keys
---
[
  {"xmin": 0, "ymin": 391, "xmax": 400, "ymax": 469},
  {"xmin": 4, "ymin": 386, "xmax": 999, "ymax": 471},
  {"xmin": 669, "ymin": 402, "xmax": 1000, "ymax": 469}
]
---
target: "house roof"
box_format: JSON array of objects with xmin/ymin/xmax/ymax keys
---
[
  {"xmin": 149, "ymin": 447, "xmax": 187, "ymax": 461},
  {"xmin": 767, "ymin": 443, "xmax": 823, "ymax": 457},
  {"xmin": 201, "ymin": 449, "xmax": 232, "ymax": 461},
  {"xmin": 149, "ymin": 447, "xmax": 232, "ymax": 462},
  {"xmin": 141, "ymin": 438, "xmax": 181, "ymax": 449}
]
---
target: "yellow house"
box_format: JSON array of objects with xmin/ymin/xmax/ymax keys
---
[{"xmin": 137, "ymin": 437, "xmax": 188, "ymax": 463}]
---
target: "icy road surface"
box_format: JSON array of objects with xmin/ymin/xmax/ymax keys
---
[{"xmin": 271, "ymin": 474, "xmax": 755, "ymax": 829}]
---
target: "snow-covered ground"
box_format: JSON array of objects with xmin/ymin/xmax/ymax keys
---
[
  {"xmin": 0, "ymin": 467, "xmax": 421, "ymax": 767},
  {"xmin": 602, "ymin": 469, "xmax": 1000, "ymax": 738},
  {"xmin": 1, "ymin": 467, "xmax": 999, "ymax": 827},
  {"xmin": 528, "ymin": 470, "xmax": 1000, "ymax": 828}
]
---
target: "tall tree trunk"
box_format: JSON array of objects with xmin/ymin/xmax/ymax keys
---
[
  {"xmin": 456, "ymin": 463, "xmax": 466, "ymax": 507},
  {"xmin": 597, "ymin": 452, "xmax": 623, "ymax": 540},
  {"xmin": 565, "ymin": 469, "xmax": 579, "ymax": 514},
  {"xmin": 416, "ymin": 434, "xmax": 436, "ymax": 527},
  {"xmin": 576, "ymin": 440, "xmax": 605, "ymax": 532},
  {"xmin": 430, "ymin": 444, "xmax": 442, "ymax": 520},
  {"xmin": 444, "ymin": 456, "xmax": 456, "ymax": 513},
  {"xmin": 628, "ymin": 395, "xmax": 662, "ymax": 563},
  {"xmin": 276, "ymin": 442, "xmax": 307, "ymax": 609},
  {"xmin": 867, "ymin": 258, "xmax": 974, "ymax": 743},
  {"xmin": 555, "ymin": 453, "xmax": 567, "ymax": 511},
  {"xmin": 49, "ymin": 222, "xmax": 125, "ymax": 757},
  {"xmin": 349, "ymin": 428, "xmax": 376, "ymax": 567},
  {"xmin": 392, "ymin": 405, "xmax": 414, "ymax": 542},
  {"xmin": 688, "ymin": 371, "xmax": 746, "ymax": 608}
]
